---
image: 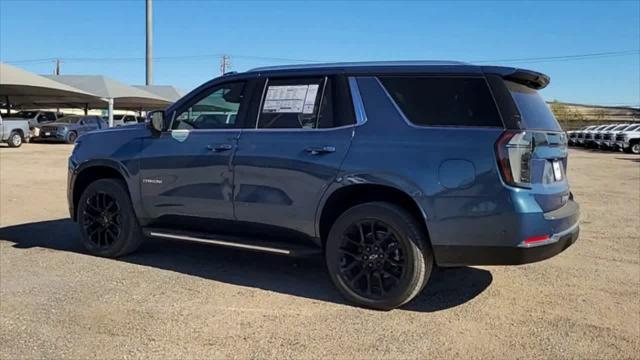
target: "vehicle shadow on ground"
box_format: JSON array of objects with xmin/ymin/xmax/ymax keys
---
[
  {"xmin": 0, "ymin": 219, "xmax": 492, "ymax": 312},
  {"xmin": 615, "ymin": 157, "xmax": 640, "ymax": 163}
]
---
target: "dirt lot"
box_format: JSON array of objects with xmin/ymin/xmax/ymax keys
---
[{"xmin": 0, "ymin": 143, "xmax": 638, "ymax": 359}]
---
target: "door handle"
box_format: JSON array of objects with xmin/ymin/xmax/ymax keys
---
[
  {"xmin": 304, "ymin": 145, "xmax": 336, "ymax": 155},
  {"xmin": 207, "ymin": 143, "xmax": 233, "ymax": 152}
]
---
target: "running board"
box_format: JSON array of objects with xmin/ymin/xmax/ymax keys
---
[{"xmin": 144, "ymin": 228, "xmax": 322, "ymax": 257}]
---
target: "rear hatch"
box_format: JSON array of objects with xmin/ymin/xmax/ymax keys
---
[{"xmin": 491, "ymin": 73, "xmax": 569, "ymax": 212}]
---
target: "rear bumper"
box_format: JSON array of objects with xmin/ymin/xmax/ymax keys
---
[
  {"xmin": 432, "ymin": 198, "xmax": 580, "ymax": 267},
  {"xmin": 434, "ymin": 222, "xmax": 579, "ymax": 266}
]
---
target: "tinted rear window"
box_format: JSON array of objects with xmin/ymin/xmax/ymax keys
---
[
  {"xmin": 506, "ymin": 81, "xmax": 561, "ymax": 131},
  {"xmin": 379, "ymin": 77, "xmax": 502, "ymax": 127}
]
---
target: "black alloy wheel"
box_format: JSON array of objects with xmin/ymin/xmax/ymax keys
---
[
  {"xmin": 82, "ymin": 192, "xmax": 122, "ymax": 249},
  {"xmin": 326, "ymin": 202, "xmax": 432, "ymax": 310},
  {"xmin": 338, "ymin": 220, "xmax": 407, "ymax": 299}
]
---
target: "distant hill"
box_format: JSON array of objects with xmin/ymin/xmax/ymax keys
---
[{"xmin": 548, "ymin": 101, "xmax": 640, "ymax": 130}]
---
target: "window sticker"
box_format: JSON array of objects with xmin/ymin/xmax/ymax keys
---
[{"xmin": 263, "ymin": 84, "xmax": 319, "ymax": 114}]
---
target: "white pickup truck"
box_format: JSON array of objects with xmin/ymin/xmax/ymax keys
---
[
  {"xmin": 0, "ymin": 114, "xmax": 31, "ymax": 147},
  {"xmin": 614, "ymin": 123, "xmax": 640, "ymax": 154}
]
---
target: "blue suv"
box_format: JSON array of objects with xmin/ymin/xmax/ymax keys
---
[{"xmin": 67, "ymin": 62, "xmax": 579, "ymax": 310}]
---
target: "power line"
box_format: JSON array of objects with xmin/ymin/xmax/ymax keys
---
[
  {"xmin": 3, "ymin": 53, "xmax": 324, "ymax": 64},
  {"xmin": 472, "ymin": 50, "xmax": 639, "ymax": 64},
  {"xmin": 3, "ymin": 49, "xmax": 638, "ymax": 68}
]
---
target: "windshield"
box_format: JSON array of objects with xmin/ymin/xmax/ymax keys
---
[
  {"xmin": 506, "ymin": 80, "xmax": 561, "ymax": 131},
  {"xmin": 11, "ymin": 111, "xmax": 38, "ymax": 118},
  {"xmin": 624, "ymin": 124, "xmax": 640, "ymax": 131},
  {"xmin": 57, "ymin": 116, "xmax": 81, "ymax": 124},
  {"xmin": 612, "ymin": 125, "xmax": 628, "ymax": 131}
]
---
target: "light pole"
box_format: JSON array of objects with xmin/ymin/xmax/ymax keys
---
[{"xmin": 146, "ymin": 0, "xmax": 153, "ymax": 85}]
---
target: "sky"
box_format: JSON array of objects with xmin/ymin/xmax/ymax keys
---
[{"xmin": 1, "ymin": 0, "xmax": 639, "ymax": 106}]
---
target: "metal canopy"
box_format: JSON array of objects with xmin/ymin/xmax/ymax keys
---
[
  {"xmin": 45, "ymin": 75, "xmax": 172, "ymax": 127},
  {"xmin": 133, "ymin": 85, "xmax": 184, "ymax": 103},
  {"xmin": 44, "ymin": 75, "xmax": 171, "ymax": 110},
  {"xmin": 0, "ymin": 63, "xmax": 101, "ymax": 108}
]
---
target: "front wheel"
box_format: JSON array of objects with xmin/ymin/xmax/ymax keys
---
[
  {"xmin": 66, "ymin": 131, "xmax": 77, "ymax": 144},
  {"xmin": 7, "ymin": 132, "xmax": 22, "ymax": 147},
  {"xmin": 77, "ymin": 179, "xmax": 144, "ymax": 257},
  {"xmin": 325, "ymin": 202, "xmax": 433, "ymax": 310},
  {"xmin": 628, "ymin": 142, "xmax": 640, "ymax": 154}
]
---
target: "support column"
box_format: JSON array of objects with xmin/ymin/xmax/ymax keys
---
[{"xmin": 108, "ymin": 98, "xmax": 114, "ymax": 127}]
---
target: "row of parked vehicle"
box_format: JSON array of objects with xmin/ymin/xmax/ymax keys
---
[
  {"xmin": 567, "ymin": 123, "xmax": 640, "ymax": 154},
  {"xmin": 0, "ymin": 110, "xmax": 143, "ymax": 147}
]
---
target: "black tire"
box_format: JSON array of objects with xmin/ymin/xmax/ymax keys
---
[
  {"xmin": 628, "ymin": 142, "xmax": 640, "ymax": 155},
  {"xmin": 325, "ymin": 202, "xmax": 433, "ymax": 310},
  {"xmin": 7, "ymin": 131, "xmax": 22, "ymax": 147},
  {"xmin": 66, "ymin": 131, "xmax": 78, "ymax": 144},
  {"xmin": 77, "ymin": 178, "xmax": 144, "ymax": 257}
]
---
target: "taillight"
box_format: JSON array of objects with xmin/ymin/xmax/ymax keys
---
[{"xmin": 495, "ymin": 130, "xmax": 533, "ymax": 188}]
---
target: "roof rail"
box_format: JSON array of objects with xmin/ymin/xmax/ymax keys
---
[{"xmin": 249, "ymin": 60, "xmax": 469, "ymax": 72}]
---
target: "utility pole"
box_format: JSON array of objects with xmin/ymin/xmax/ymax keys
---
[
  {"xmin": 54, "ymin": 59, "xmax": 61, "ymax": 75},
  {"xmin": 146, "ymin": 0, "xmax": 153, "ymax": 85},
  {"xmin": 220, "ymin": 55, "xmax": 231, "ymax": 75}
]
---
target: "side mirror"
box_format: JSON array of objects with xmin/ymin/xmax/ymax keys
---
[{"xmin": 148, "ymin": 111, "xmax": 165, "ymax": 133}]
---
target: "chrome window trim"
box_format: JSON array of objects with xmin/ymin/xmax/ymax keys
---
[
  {"xmin": 348, "ymin": 76, "xmax": 368, "ymax": 126},
  {"xmin": 164, "ymin": 76, "xmax": 370, "ymax": 134},
  {"xmin": 254, "ymin": 78, "xmax": 270, "ymax": 129},
  {"xmin": 236, "ymin": 76, "xmax": 366, "ymax": 133}
]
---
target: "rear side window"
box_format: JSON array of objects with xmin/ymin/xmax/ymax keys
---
[
  {"xmin": 255, "ymin": 76, "xmax": 355, "ymax": 129},
  {"xmin": 506, "ymin": 81, "xmax": 561, "ymax": 131},
  {"xmin": 379, "ymin": 77, "xmax": 502, "ymax": 127}
]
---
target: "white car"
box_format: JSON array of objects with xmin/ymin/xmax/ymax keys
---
[{"xmin": 103, "ymin": 114, "xmax": 139, "ymax": 127}]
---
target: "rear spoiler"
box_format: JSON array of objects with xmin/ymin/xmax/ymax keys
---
[{"xmin": 482, "ymin": 66, "xmax": 550, "ymax": 90}]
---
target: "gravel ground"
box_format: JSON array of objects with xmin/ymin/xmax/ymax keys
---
[{"xmin": 1, "ymin": 143, "xmax": 638, "ymax": 359}]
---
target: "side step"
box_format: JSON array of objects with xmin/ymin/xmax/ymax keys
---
[{"xmin": 144, "ymin": 228, "xmax": 322, "ymax": 257}]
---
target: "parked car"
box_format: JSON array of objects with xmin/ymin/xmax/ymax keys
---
[
  {"xmin": 614, "ymin": 124, "xmax": 640, "ymax": 154},
  {"xmin": 104, "ymin": 114, "xmax": 139, "ymax": 127},
  {"xmin": 67, "ymin": 62, "xmax": 580, "ymax": 310},
  {"xmin": 601, "ymin": 123, "xmax": 630, "ymax": 149},
  {"xmin": 0, "ymin": 113, "xmax": 31, "ymax": 147},
  {"xmin": 38, "ymin": 115, "xmax": 107, "ymax": 143}
]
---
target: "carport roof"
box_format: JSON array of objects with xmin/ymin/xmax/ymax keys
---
[
  {"xmin": 44, "ymin": 75, "xmax": 171, "ymax": 110},
  {"xmin": 133, "ymin": 85, "xmax": 184, "ymax": 103},
  {"xmin": 0, "ymin": 63, "xmax": 101, "ymax": 107}
]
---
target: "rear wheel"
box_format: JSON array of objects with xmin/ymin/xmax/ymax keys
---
[
  {"xmin": 77, "ymin": 179, "xmax": 144, "ymax": 257},
  {"xmin": 7, "ymin": 131, "xmax": 22, "ymax": 147},
  {"xmin": 325, "ymin": 202, "xmax": 432, "ymax": 310}
]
